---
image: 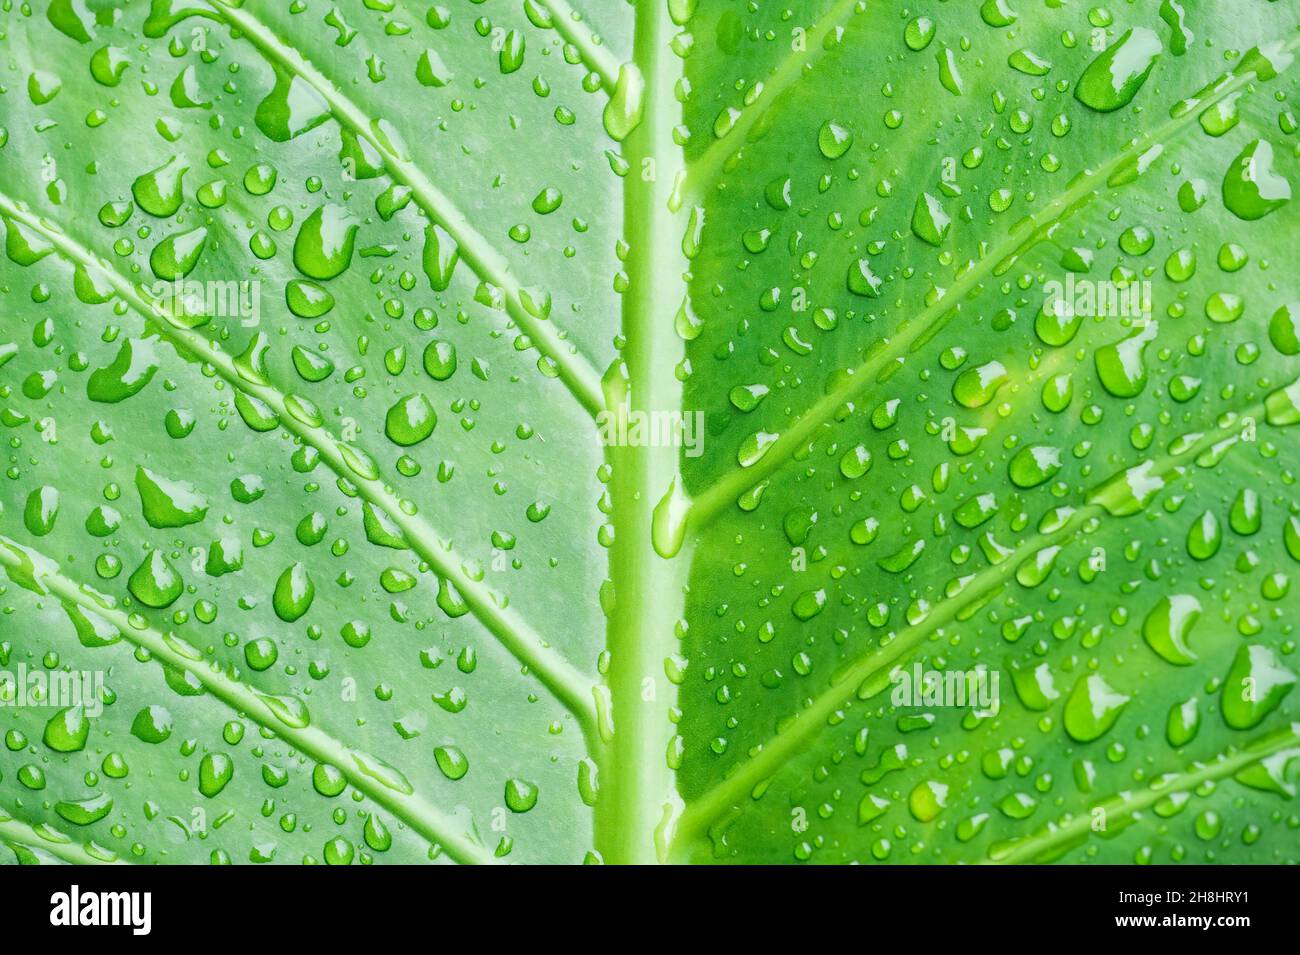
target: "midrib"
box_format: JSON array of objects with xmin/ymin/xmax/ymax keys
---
[{"xmin": 594, "ymin": 0, "xmax": 690, "ymax": 864}]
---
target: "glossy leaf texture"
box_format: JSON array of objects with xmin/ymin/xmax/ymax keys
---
[{"xmin": 0, "ymin": 0, "xmax": 1297, "ymax": 866}]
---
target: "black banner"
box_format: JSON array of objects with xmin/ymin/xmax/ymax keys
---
[{"xmin": 0, "ymin": 864, "xmax": 1285, "ymax": 941}]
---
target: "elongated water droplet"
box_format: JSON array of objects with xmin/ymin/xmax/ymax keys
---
[
  {"xmin": 273, "ymin": 562, "xmax": 315, "ymax": 621},
  {"xmin": 1186, "ymin": 510, "xmax": 1221, "ymax": 560},
  {"xmin": 1074, "ymin": 28, "xmax": 1161, "ymax": 112},
  {"xmin": 255, "ymin": 68, "xmax": 330, "ymax": 142},
  {"xmin": 1222, "ymin": 139, "xmax": 1291, "ymax": 221},
  {"xmin": 1221, "ymin": 645, "xmax": 1295, "ymax": 729},
  {"xmin": 952, "ymin": 360, "xmax": 1007, "ymax": 408},
  {"xmin": 199, "ymin": 753, "xmax": 233, "ymax": 797},
  {"xmin": 911, "ymin": 191, "xmax": 951, "ymax": 246},
  {"xmin": 422, "ymin": 223, "xmax": 459, "ymax": 291},
  {"xmin": 1166, "ymin": 697, "xmax": 1200, "ymax": 746},
  {"xmin": 603, "ymin": 64, "xmax": 644, "ymax": 142},
  {"xmin": 651, "ymin": 477, "xmax": 690, "ymax": 559},
  {"xmin": 23, "ymin": 485, "xmax": 59, "ymax": 536},
  {"xmin": 293, "ymin": 205, "xmax": 358, "ymax": 280}
]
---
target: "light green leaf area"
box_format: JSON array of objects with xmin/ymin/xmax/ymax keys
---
[{"xmin": 0, "ymin": 0, "xmax": 1297, "ymax": 866}]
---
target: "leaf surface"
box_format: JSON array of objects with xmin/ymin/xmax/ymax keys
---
[{"xmin": 0, "ymin": 0, "xmax": 1297, "ymax": 866}]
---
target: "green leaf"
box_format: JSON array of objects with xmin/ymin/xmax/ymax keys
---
[{"xmin": 0, "ymin": 0, "xmax": 1297, "ymax": 868}]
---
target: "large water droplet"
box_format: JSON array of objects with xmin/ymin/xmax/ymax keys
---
[
  {"xmin": 131, "ymin": 156, "xmax": 188, "ymax": 217},
  {"xmin": 294, "ymin": 205, "xmax": 358, "ymax": 280},
  {"xmin": 1142, "ymin": 594, "xmax": 1201, "ymax": 665},
  {"xmin": 273, "ymin": 562, "xmax": 315, "ymax": 621},
  {"xmin": 136, "ymin": 466, "xmax": 208, "ymax": 528},
  {"xmin": 1221, "ymin": 645, "xmax": 1295, "ymax": 729},
  {"xmin": 1063, "ymin": 674, "xmax": 1130, "ymax": 742},
  {"xmin": 128, "ymin": 549, "xmax": 183, "ymax": 608},
  {"xmin": 1074, "ymin": 28, "xmax": 1162, "ymax": 112},
  {"xmin": 1222, "ymin": 139, "xmax": 1291, "ymax": 221}
]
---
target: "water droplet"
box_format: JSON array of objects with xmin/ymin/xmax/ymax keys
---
[
  {"xmin": 44, "ymin": 706, "xmax": 90, "ymax": 753},
  {"xmin": 55, "ymin": 792, "xmax": 113, "ymax": 826},
  {"xmin": 199, "ymin": 753, "xmax": 233, "ymax": 797},
  {"xmin": 1142, "ymin": 594, "xmax": 1201, "ymax": 665},
  {"xmin": 908, "ymin": 780, "xmax": 948, "ymax": 822},
  {"xmin": 434, "ymin": 745, "xmax": 469, "ymax": 780},
  {"xmin": 416, "ymin": 48, "xmax": 452, "ymax": 87},
  {"xmin": 1186, "ymin": 510, "xmax": 1221, "ymax": 560},
  {"xmin": 936, "ymin": 46, "xmax": 964, "ymax": 95},
  {"xmin": 135, "ymin": 466, "xmax": 207, "ymax": 528},
  {"xmin": 22, "ymin": 485, "xmax": 59, "ymax": 536},
  {"xmin": 1222, "ymin": 139, "xmax": 1291, "ymax": 221},
  {"xmin": 293, "ymin": 205, "xmax": 358, "ymax": 279},
  {"xmin": 384, "ymin": 393, "xmax": 437, "ymax": 446},
  {"xmin": 273, "ymin": 562, "xmax": 315, "ymax": 621},
  {"xmin": 980, "ymin": 0, "xmax": 1018, "ymax": 28},
  {"xmin": 817, "ymin": 121, "xmax": 853, "ymax": 159},
  {"xmin": 504, "ymin": 777, "xmax": 538, "ymax": 812},
  {"xmin": 422, "ymin": 339, "xmax": 457, "ymax": 380},
  {"xmin": 903, "ymin": 17, "xmax": 935, "ymax": 52},
  {"xmin": 422, "ymin": 224, "xmax": 459, "ymax": 291},
  {"xmin": 847, "ymin": 258, "xmax": 883, "ymax": 297},
  {"xmin": 149, "ymin": 226, "xmax": 207, "ymax": 280},
  {"xmin": 132, "ymin": 156, "xmax": 188, "ymax": 217},
  {"xmin": 1159, "ymin": 0, "xmax": 1192, "ymax": 56},
  {"xmin": 1008, "ymin": 49, "xmax": 1052, "ymax": 76},
  {"xmin": 1074, "ymin": 28, "xmax": 1161, "ymax": 112},
  {"xmin": 1166, "ymin": 697, "xmax": 1200, "ymax": 746},
  {"xmin": 952, "ymin": 360, "xmax": 1008, "ymax": 408},
  {"xmin": 911, "ymin": 191, "xmax": 951, "ymax": 246},
  {"xmin": 791, "ymin": 589, "xmax": 827, "ymax": 621},
  {"xmin": 651, "ymin": 477, "xmax": 690, "ymax": 559},
  {"xmin": 1221, "ymin": 645, "xmax": 1295, "ymax": 729},
  {"xmin": 603, "ymin": 64, "xmax": 644, "ymax": 142},
  {"xmin": 1095, "ymin": 321, "xmax": 1157, "ymax": 397},
  {"xmin": 128, "ymin": 550, "xmax": 183, "ymax": 608},
  {"xmin": 1008, "ymin": 445, "xmax": 1062, "ymax": 488},
  {"xmin": 255, "ymin": 68, "xmax": 330, "ymax": 142},
  {"xmin": 1063, "ymin": 674, "xmax": 1130, "ymax": 742}
]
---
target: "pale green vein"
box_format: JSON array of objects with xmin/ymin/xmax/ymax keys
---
[
  {"xmin": 0, "ymin": 191, "xmax": 598, "ymax": 730},
  {"xmin": 671, "ymin": 410, "xmax": 1268, "ymax": 851},
  {"xmin": 0, "ymin": 535, "xmax": 496, "ymax": 866},
  {"xmin": 684, "ymin": 0, "xmax": 861, "ymax": 200},
  {"xmin": 0, "ymin": 813, "xmax": 127, "ymax": 865},
  {"xmin": 533, "ymin": 0, "xmax": 619, "ymax": 93},
  {"xmin": 988, "ymin": 724, "xmax": 1300, "ymax": 864},
  {"xmin": 685, "ymin": 42, "xmax": 1292, "ymax": 531},
  {"xmin": 594, "ymin": 0, "xmax": 693, "ymax": 866},
  {"xmin": 208, "ymin": 1, "xmax": 605, "ymax": 417}
]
